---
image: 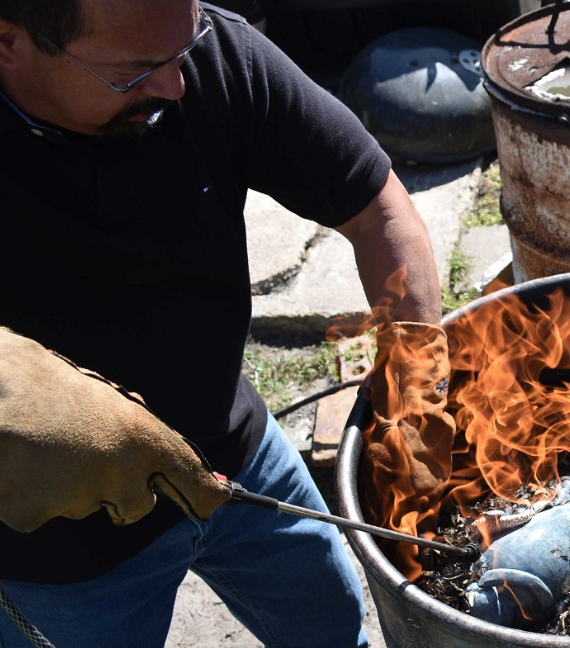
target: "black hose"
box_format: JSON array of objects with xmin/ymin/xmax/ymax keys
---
[
  {"xmin": 0, "ymin": 584, "xmax": 56, "ymax": 648},
  {"xmin": 271, "ymin": 379, "xmax": 364, "ymax": 420}
]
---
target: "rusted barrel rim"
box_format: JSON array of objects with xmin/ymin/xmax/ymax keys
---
[
  {"xmin": 335, "ymin": 273, "xmax": 570, "ymax": 646},
  {"xmin": 482, "ymin": 2, "xmax": 570, "ymax": 121}
]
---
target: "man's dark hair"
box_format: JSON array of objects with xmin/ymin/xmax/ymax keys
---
[{"xmin": 0, "ymin": 0, "xmax": 87, "ymax": 55}]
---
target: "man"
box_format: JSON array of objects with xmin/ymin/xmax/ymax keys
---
[{"xmin": 0, "ymin": 1, "xmax": 453, "ymax": 647}]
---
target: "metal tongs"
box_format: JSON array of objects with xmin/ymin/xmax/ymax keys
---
[
  {"xmin": 218, "ymin": 389, "xmax": 480, "ymax": 563},
  {"xmin": 222, "ymin": 477, "xmax": 480, "ymax": 561}
]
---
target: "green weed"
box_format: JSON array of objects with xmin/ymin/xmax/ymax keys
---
[
  {"xmin": 441, "ymin": 285, "xmax": 479, "ymax": 315},
  {"xmin": 448, "ymin": 248, "xmax": 472, "ymax": 287},
  {"xmin": 441, "ymin": 249, "xmax": 479, "ymax": 315},
  {"xmin": 465, "ymin": 162, "xmax": 503, "ymax": 228},
  {"xmin": 242, "ymin": 342, "xmax": 339, "ymax": 411}
]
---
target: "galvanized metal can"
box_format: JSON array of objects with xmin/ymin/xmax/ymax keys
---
[{"xmin": 336, "ymin": 273, "xmax": 570, "ymax": 648}]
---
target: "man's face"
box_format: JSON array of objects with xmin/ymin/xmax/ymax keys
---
[{"xmin": 10, "ymin": 0, "xmax": 197, "ymax": 136}]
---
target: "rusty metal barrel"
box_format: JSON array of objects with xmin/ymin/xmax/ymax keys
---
[
  {"xmin": 481, "ymin": 3, "xmax": 570, "ymax": 282},
  {"xmin": 335, "ymin": 273, "xmax": 570, "ymax": 648}
]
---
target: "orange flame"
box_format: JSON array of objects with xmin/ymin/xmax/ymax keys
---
[
  {"xmin": 445, "ymin": 286, "xmax": 570, "ymax": 511},
  {"xmin": 359, "ymin": 283, "xmax": 570, "ymax": 580},
  {"xmin": 357, "ymin": 269, "xmax": 453, "ymax": 578}
]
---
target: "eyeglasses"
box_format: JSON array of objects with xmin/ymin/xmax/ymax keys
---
[{"xmin": 36, "ymin": 6, "xmax": 212, "ymax": 93}]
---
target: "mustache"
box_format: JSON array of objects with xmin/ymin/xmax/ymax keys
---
[
  {"xmin": 97, "ymin": 98, "xmax": 177, "ymax": 138},
  {"xmin": 117, "ymin": 98, "xmax": 177, "ymax": 121}
]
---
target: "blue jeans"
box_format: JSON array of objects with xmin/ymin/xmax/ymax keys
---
[{"xmin": 0, "ymin": 414, "xmax": 368, "ymax": 648}]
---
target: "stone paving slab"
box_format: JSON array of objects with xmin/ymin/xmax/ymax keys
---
[
  {"xmin": 395, "ymin": 159, "xmax": 482, "ymax": 285},
  {"xmin": 457, "ymin": 223, "xmax": 512, "ymax": 292},
  {"xmin": 248, "ymin": 158, "xmax": 483, "ymax": 338},
  {"xmin": 251, "ymin": 227, "xmax": 369, "ymax": 327},
  {"xmin": 245, "ymin": 190, "xmax": 319, "ymax": 290}
]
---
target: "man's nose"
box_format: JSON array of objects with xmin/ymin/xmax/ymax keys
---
[{"xmin": 139, "ymin": 58, "xmax": 186, "ymax": 101}]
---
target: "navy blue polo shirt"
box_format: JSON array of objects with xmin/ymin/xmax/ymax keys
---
[{"xmin": 0, "ymin": 4, "xmax": 390, "ymax": 582}]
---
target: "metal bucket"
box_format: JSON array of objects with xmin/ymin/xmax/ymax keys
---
[
  {"xmin": 481, "ymin": 3, "xmax": 570, "ymax": 283},
  {"xmin": 335, "ymin": 273, "xmax": 570, "ymax": 648}
]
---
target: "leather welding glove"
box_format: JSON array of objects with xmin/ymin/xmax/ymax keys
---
[
  {"xmin": 0, "ymin": 327, "xmax": 231, "ymax": 533},
  {"xmin": 359, "ymin": 322, "xmax": 455, "ymax": 538}
]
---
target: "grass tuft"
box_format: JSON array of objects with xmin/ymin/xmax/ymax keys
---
[
  {"xmin": 242, "ymin": 341, "xmax": 339, "ymax": 411},
  {"xmin": 464, "ymin": 162, "xmax": 503, "ymax": 228}
]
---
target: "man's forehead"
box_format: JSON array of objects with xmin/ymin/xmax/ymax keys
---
[
  {"xmin": 79, "ymin": 0, "xmax": 197, "ymax": 41},
  {"xmin": 82, "ymin": 0, "xmax": 184, "ymax": 16}
]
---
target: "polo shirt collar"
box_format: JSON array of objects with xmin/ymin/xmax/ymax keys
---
[
  {"xmin": 0, "ymin": 88, "xmax": 139, "ymax": 155},
  {"xmin": 0, "ymin": 87, "xmax": 64, "ymax": 141}
]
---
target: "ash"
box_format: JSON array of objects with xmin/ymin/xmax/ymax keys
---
[{"xmin": 416, "ymin": 475, "xmax": 570, "ymax": 635}]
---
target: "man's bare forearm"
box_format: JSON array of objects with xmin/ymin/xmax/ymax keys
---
[{"xmin": 336, "ymin": 169, "xmax": 441, "ymax": 326}]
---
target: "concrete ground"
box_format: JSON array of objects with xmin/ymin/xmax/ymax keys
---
[{"xmin": 166, "ymin": 158, "xmax": 512, "ymax": 648}]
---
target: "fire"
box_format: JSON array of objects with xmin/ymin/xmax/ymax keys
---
[
  {"xmin": 360, "ymin": 282, "xmax": 570, "ymax": 580},
  {"xmin": 445, "ymin": 286, "xmax": 570, "ymax": 512}
]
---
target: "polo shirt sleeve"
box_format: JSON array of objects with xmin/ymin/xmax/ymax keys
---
[{"xmin": 244, "ymin": 26, "xmax": 391, "ymax": 228}]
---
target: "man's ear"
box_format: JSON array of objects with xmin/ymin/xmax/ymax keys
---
[{"xmin": 0, "ymin": 19, "xmax": 26, "ymax": 68}]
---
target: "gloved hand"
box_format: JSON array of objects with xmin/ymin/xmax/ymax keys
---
[
  {"xmin": 0, "ymin": 327, "xmax": 231, "ymax": 532},
  {"xmin": 467, "ymin": 568, "xmax": 553, "ymax": 628},
  {"xmin": 467, "ymin": 503, "xmax": 570, "ymax": 628},
  {"xmin": 359, "ymin": 322, "xmax": 455, "ymax": 543}
]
